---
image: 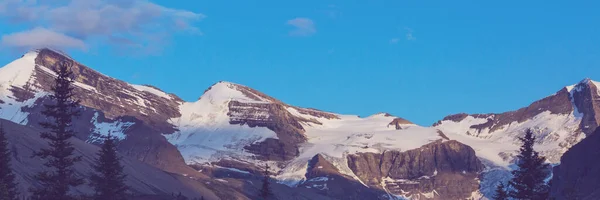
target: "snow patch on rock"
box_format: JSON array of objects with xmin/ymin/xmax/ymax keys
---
[
  {"xmin": 131, "ymin": 84, "xmax": 173, "ymax": 100},
  {"xmin": 87, "ymin": 112, "xmax": 134, "ymax": 143}
]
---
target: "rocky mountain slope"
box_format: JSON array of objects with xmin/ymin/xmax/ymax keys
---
[
  {"xmin": 1, "ymin": 118, "xmax": 211, "ymax": 199},
  {"xmin": 432, "ymin": 79, "xmax": 600, "ymax": 197},
  {"xmin": 0, "ymin": 48, "xmax": 598, "ymax": 199}
]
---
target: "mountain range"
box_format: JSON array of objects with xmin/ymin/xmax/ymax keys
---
[{"xmin": 0, "ymin": 48, "xmax": 598, "ymax": 199}]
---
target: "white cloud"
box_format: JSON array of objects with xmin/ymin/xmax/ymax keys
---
[
  {"xmin": 1, "ymin": 27, "xmax": 86, "ymax": 51},
  {"xmin": 287, "ymin": 17, "xmax": 316, "ymax": 37},
  {"xmin": 390, "ymin": 38, "xmax": 400, "ymax": 44},
  {"xmin": 0, "ymin": 0, "xmax": 204, "ymax": 53}
]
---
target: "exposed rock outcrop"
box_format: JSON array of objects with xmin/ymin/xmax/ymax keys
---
[
  {"xmin": 388, "ymin": 117, "xmax": 413, "ymax": 130},
  {"xmin": 347, "ymin": 140, "xmax": 484, "ymax": 199},
  {"xmin": 225, "ymin": 82, "xmax": 338, "ymax": 161},
  {"xmin": 229, "ymin": 101, "xmax": 306, "ymax": 161},
  {"xmin": 571, "ymin": 79, "xmax": 600, "ymax": 135},
  {"xmin": 298, "ymin": 154, "xmax": 385, "ymax": 199}
]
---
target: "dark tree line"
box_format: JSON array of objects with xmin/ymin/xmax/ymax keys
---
[
  {"xmin": 171, "ymin": 192, "xmax": 205, "ymax": 200},
  {"xmin": 0, "ymin": 124, "xmax": 19, "ymax": 200},
  {"xmin": 493, "ymin": 129, "xmax": 551, "ymax": 200}
]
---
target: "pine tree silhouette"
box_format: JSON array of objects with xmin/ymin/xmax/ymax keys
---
[
  {"xmin": 259, "ymin": 164, "xmax": 273, "ymax": 200},
  {"xmin": 0, "ymin": 123, "xmax": 19, "ymax": 200},
  {"xmin": 30, "ymin": 61, "xmax": 83, "ymax": 200},
  {"xmin": 508, "ymin": 129, "xmax": 551, "ymax": 200},
  {"xmin": 90, "ymin": 134, "xmax": 129, "ymax": 200},
  {"xmin": 175, "ymin": 192, "xmax": 188, "ymax": 200},
  {"xmin": 492, "ymin": 182, "xmax": 508, "ymax": 200}
]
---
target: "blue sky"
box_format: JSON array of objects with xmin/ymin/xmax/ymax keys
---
[{"xmin": 0, "ymin": 0, "xmax": 599, "ymax": 125}]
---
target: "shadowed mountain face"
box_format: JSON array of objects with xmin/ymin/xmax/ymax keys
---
[
  {"xmin": 1, "ymin": 49, "xmax": 599, "ymax": 199},
  {"xmin": 0, "ymin": 118, "xmax": 210, "ymax": 199},
  {"xmin": 551, "ymin": 127, "xmax": 600, "ymax": 200}
]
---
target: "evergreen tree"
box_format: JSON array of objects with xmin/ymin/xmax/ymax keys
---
[
  {"xmin": 90, "ymin": 134, "xmax": 129, "ymax": 200},
  {"xmin": 259, "ymin": 164, "xmax": 273, "ymax": 200},
  {"xmin": 492, "ymin": 182, "xmax": 509, "ymax": 200},
  {"xmin": 0, "ymin": 124, "xmax": 19, "ymax": 200},
  {"xmin": 175, "ymin": 192, "xmax": 187, "ymax": 200},
  {"xmin": 508, "ymin": 129, "xmax": 550, "ymax": 200},
  {"xmin": 30, "ymin": 61, "xmax": 83, "ymax": 200}
]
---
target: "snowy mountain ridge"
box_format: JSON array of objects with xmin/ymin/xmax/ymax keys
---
[{"xmin": 0, "ymin": 49, "xmax": 598, "ymax": 199}]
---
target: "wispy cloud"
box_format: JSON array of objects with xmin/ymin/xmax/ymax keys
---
[
  {"xmin": 287, "ymin": 17, "xmax": 316, "ymax": 37},
  {"xmin": 1, "ymin": 27, "xmax": 86, "ymax": 51},
  {"xmin": 323, "ymin": 4, "xmax": 341, "ymax": 19},
  {"xmin": 405, "ymin": 27, "xmax": 416, "ymax": 41},
  {"xmin": 390, "ymin": 27, "xmax": 416, "ymax": 44},
  {"xmin": 0, "ymin": 0, "xmax": 204, "ymax": 53}
]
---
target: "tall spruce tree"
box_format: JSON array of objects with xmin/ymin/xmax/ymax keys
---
[
  {"xmin": 0, "ymin": 124, "xmax": 19, "ymax": 200},
  {"xmin": 492, "ymin": 182, "xmax": 509, "ymax": 200},
  {"xmin": 259, "ymin": 164, "xmax": 273, "ymax": 200},
  {"xmin": 508, "ymin": 129, "xmax": 550, "ymax": 200},
  {"xmin": 90, "ymin": 134, "xmax": 129, "ymax": 200},
  {"xmin": 30, "ymin": 61, "xmax": 83, "ymax": 200}
]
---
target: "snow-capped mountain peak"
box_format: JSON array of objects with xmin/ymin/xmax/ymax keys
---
[
  {"xmin": 0, "ymin": 51, "xmax": 39, "ymax": 88},
  {"xmin": 567, "ymin": 78, "xmax": 599, "ymax": 92},
  {"xmin": 199, "ymin": 81, "xmax": 273, "ymax": 104}
]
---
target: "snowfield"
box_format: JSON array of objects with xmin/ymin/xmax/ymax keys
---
[{"xmin": 164, "ymin": 82, "xmax": 446, "ymax": 188}]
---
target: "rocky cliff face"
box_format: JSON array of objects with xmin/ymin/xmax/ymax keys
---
[
  {"xmin": 551, "ymin": 127, "xmax": 600, "ymax": 200},
  {"xmin": 295, "ymin": 154, "xmax": 385, "ymax": 199},
  {"xmin": 571, "ymin": 79, "xmax": 600, "ymax": 135},
  {"xmin": 226, "ymin": 82, "xmax": 339, "ymax": 161},
  {"xmin": 347, "ymin": 140, "xmax": 484, "ymax": 199}
]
